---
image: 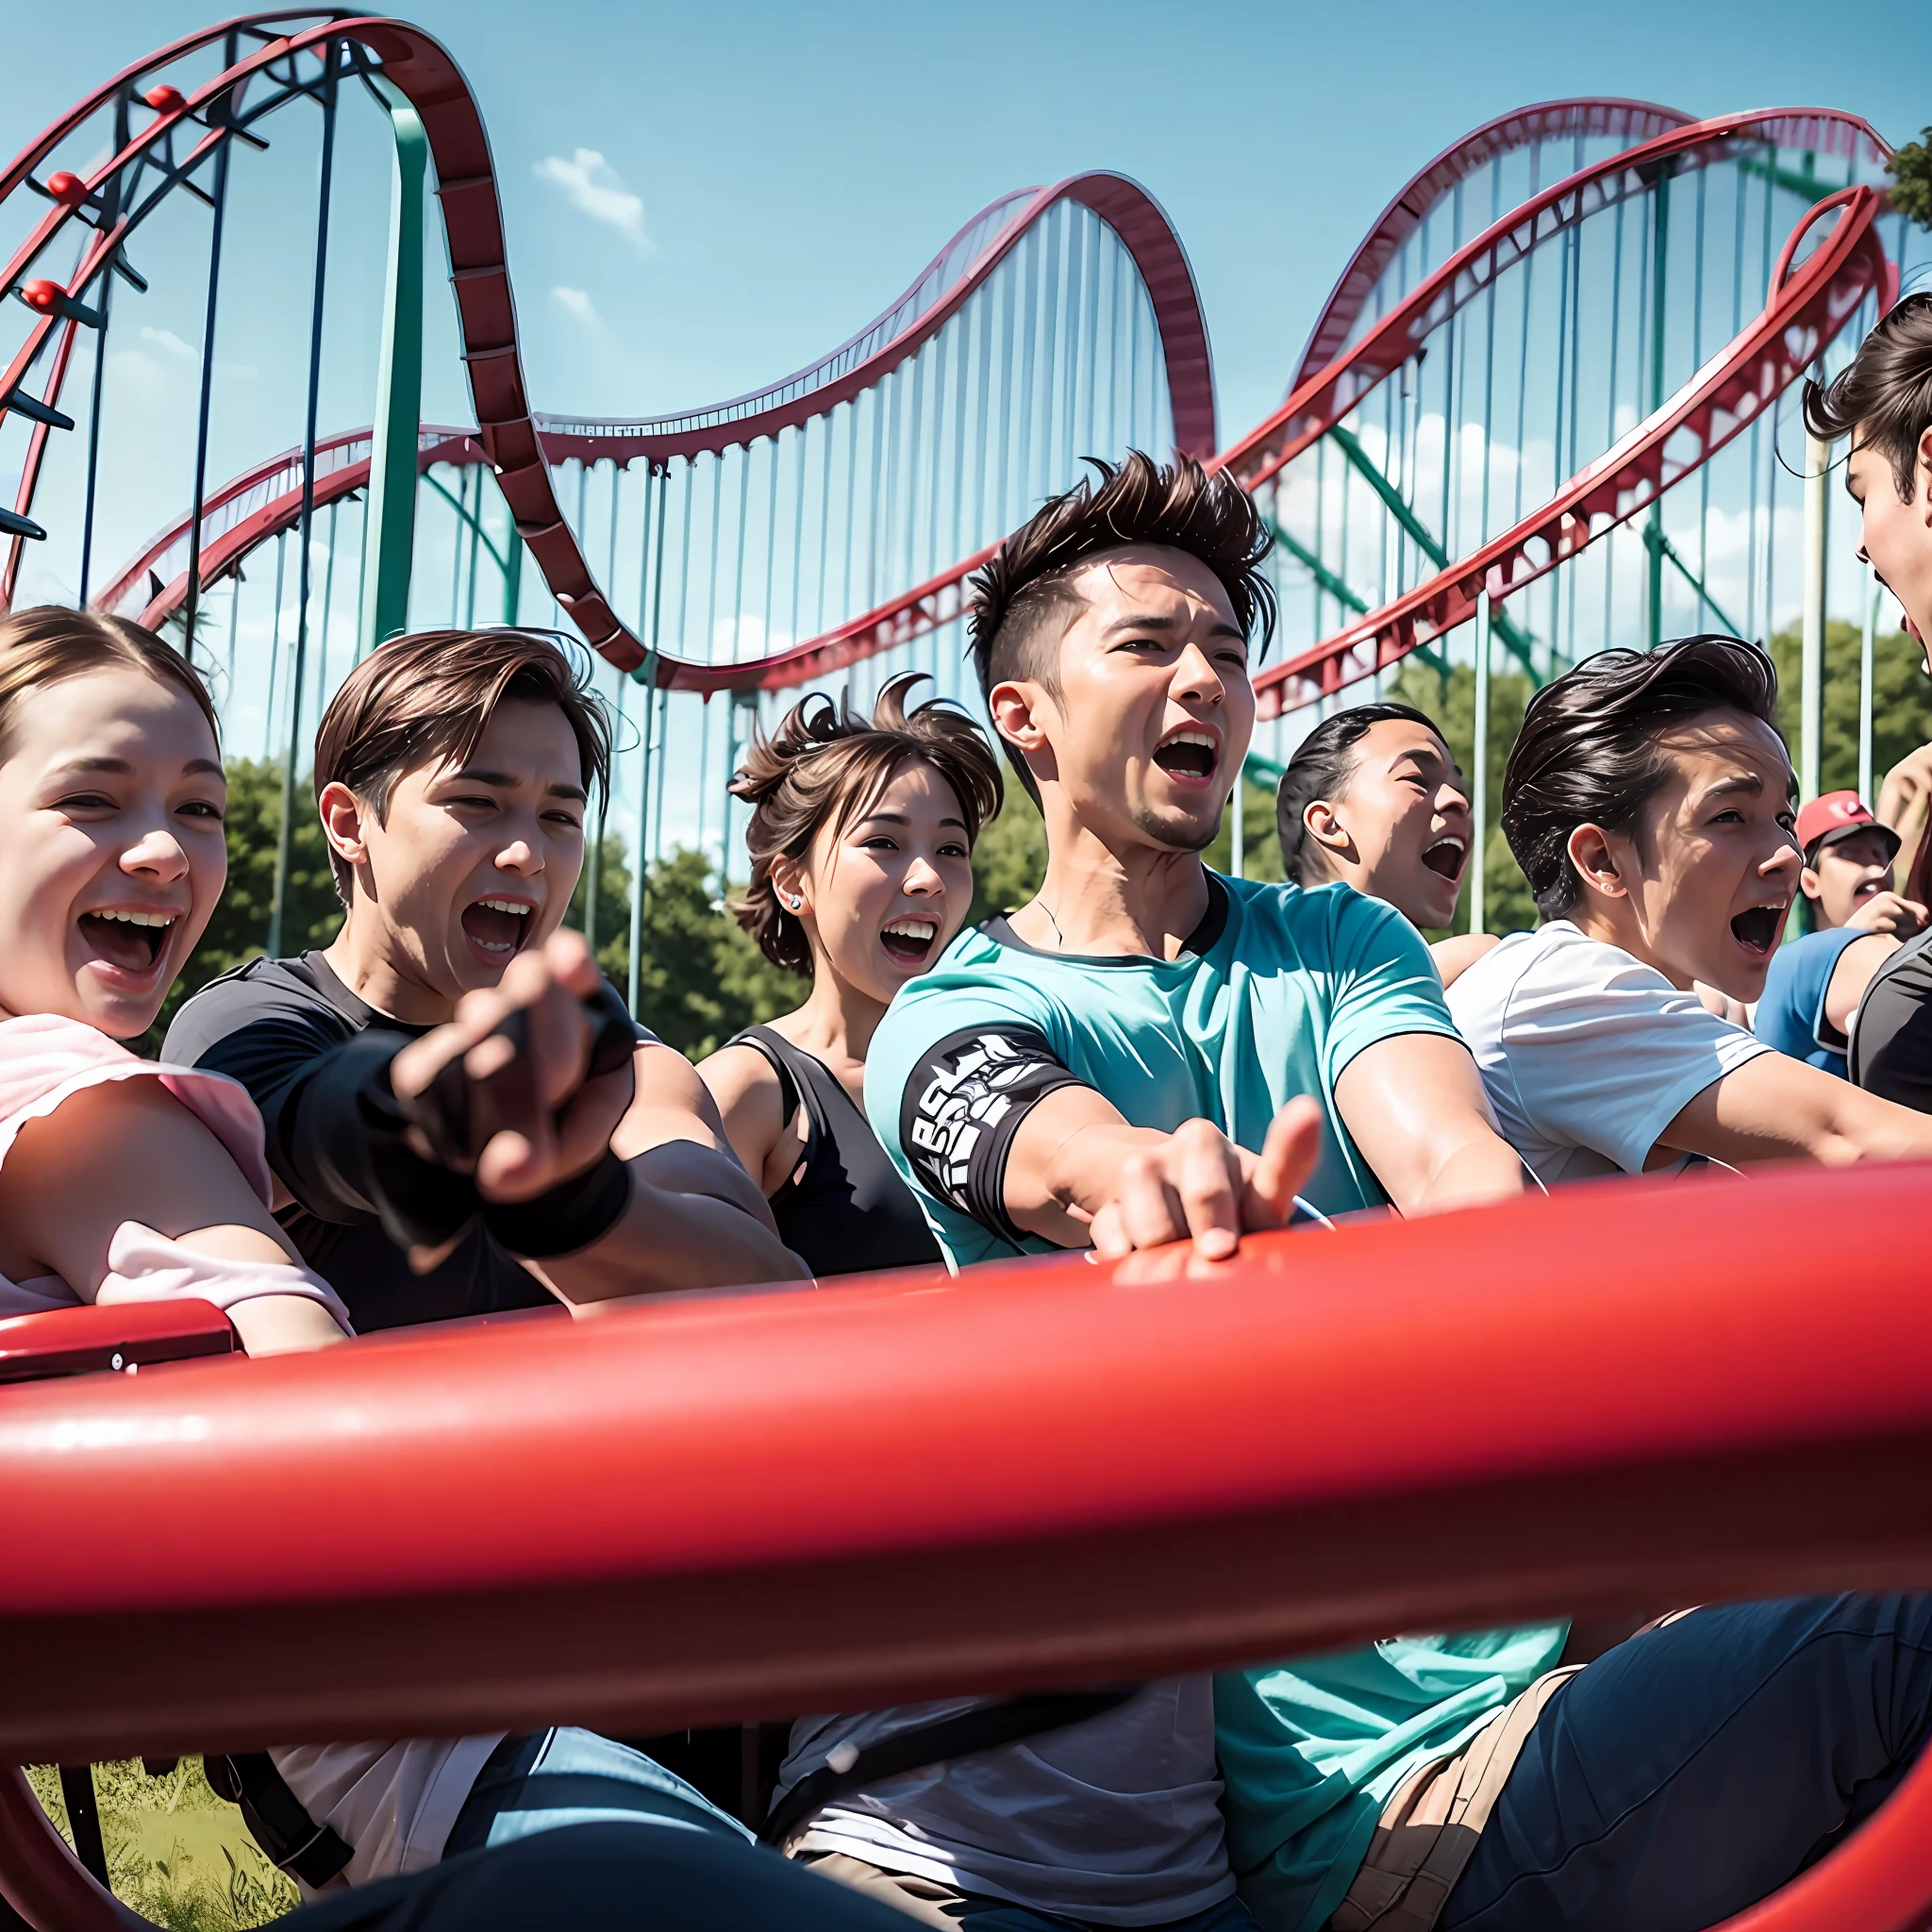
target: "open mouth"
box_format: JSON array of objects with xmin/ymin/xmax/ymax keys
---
[
  {"xmin": 880, "ymin": 915, "xmax": 939, "ymax": 966},
  {"xmin": 461, "ymin": 896, "xmax": 534, "ymax": 959},
  {"xmin": 1152, "ymin": 728, "xmax": 1220, "ymax": 785},
  {"xmin": 78, "ymin": 907, "xmax": 175, "ymax": 976},
  {"xmin": 1421, "ymin": 836, "xmax": 1467, "ymax": 883},
  {"xmin": 1729, "ymin": 904, "xmax": 1786, "ymax": 955}
]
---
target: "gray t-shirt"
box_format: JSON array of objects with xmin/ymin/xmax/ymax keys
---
[
  {"xmin": 780, "ymin": 1681, "xmax": 1232, "ymax": 1925},
  {"xmin": 1851, "ymin": 925, "xmax": 1932, "ymax": 1112}
]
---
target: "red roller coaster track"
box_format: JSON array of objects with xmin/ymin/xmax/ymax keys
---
[
  {"xmin": 32, "ymin": 55, "xmax": 1889, "ymax": 705},
  {"xmin": 1, "ymin": 48, "xmax": 1906, "ymax": 724}
]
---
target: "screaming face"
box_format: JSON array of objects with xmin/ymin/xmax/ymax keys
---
[
  {"xmin": 1572, "ymin": 709, "xmax": 1800, "ymax": 1001},
  {"xmin": 991, "ymin": 546, "xmax": 1253, "ymax": 857},
  {"xmin": 777, "ymin": 759, "xmax": 974, "ymax": 1007},
  {"xmin": 1847, "ymin": 429, "xmax": 1932, "ymax": 669},
  {"xmin": 1301, "ymin": 717, "xmax": 1474, "ymax": 930},
  {"xmin": 0, "ymin": 667, "xmax": 226, "ymax": 1039},
  {"xmin": 320, "ymin": 697, "xmax": 588, "ymax": 1020}
]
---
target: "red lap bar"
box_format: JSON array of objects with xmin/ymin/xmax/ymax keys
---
[
  {"xmin": 6, "ymin": 1163, "xmax": 1932, "ymax": 1927},
  {"xmin": 5, "ymin": 1163, "xmax": 1932, "ymax": 1765}
]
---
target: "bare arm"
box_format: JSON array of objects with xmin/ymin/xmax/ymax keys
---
[
  {"xmin": 1003, "ymin": 1082, "xmax": 1323, "ymax": 1258},
  {"xmin": 0, "ymin": 1080, "xmax": 348, "ymax": 1357},
  {"xmin": 1429, "ymin": 932, "xmax": 1500, "ymax": 991},
  {"xmin": 534, "ymin": 1041, "xmax": 809, "ymax": 1302},
  {"xmin": 1332, "ymin": 1032, "xmax": 1525, "ymax": 1216},
  {"xmin": 696, "ymin": 1041, "xmax": 795, "ymax": 1192},
  {"xmin": 1659, "ymin": 1049, "xmax": 1932, "ymax": 1167},
  {"xmin": 1824, "ymin": 932, "xmax": 1901, "ymax": 1037}
]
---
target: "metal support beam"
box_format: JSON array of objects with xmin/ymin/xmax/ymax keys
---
[
  {"xmin": 1801, "ymin": 433, "xmax": 1829, "ymax": 804},
  {"xmin": 359, "ymin": 74, "xmax": 426, "ymax": 658},
  {"xmin": 1644, "ymin": 522, "xmax": 1746, "ymax": 641},
  {"xmin": 1645, "ymin": 169, "xmax": 1671, "ymax": 652},
  {"xmin": 1860, "ymin": 563, "xmax": 1878, "ymax": 806},
  {"xmin": 1264, "ymin": 515, "xmax": 1445, "ymax": 675},
  {"xmin": 1325, "ymin": 425, "xmax": 1538, "ymax": 678},
  {"xmin": 1471, "ymin": 591, "xmax": 1491, "ymax": 937}
]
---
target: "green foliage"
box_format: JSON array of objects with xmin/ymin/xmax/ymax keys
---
[
  {"xmin": 565, "ymin": 827, "xmax": 636, "ymax": 986},
  {"xmin": 621, "ymin": 846, "xmax": 802, "ymax": 1058},
  {"xmin": 1766, "ymin": 624, "xmax": 1932, "ymax": 795},
  {"xmin": 968, "ymin": 783, "xmax": 1048, "ymax": 922},
  {"xmin": 1205, "ymin": 774, "xmax": 1286, "ymax": 882},
  {"xmin": 28, "ymin": 1758, "xmax": 297, "ymax": 1928},
  {"xmin": 1389, "ymin": 658, "xmax": 1541, "ymax": 936},
  {"xmin": 1888, "ymin": 126, "xmax": 1932, "ymax": 230}
]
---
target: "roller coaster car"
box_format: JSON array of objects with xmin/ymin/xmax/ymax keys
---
[{"xmin": 8, "ymin": 1174, "xmax": 1932, "ymax": 1932}]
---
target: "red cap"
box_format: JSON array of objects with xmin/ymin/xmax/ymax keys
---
[{"xmin": 1796, "ymin": 791, "xmax": 1900, "ymax": 862}]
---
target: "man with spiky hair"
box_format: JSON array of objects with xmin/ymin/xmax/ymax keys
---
[{"xmin": 759, "ymin": 456, "xmax": 1526, "ymax": 1932}]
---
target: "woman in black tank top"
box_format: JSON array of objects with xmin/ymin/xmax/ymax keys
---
[{"xmin": 698, "ymin": 675, "xmax": 1002, "ymax": 1277}]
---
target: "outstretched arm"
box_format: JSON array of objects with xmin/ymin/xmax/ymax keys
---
[
  {"xmin": 536, "ymin": 1041, "xmax": 808, "ymax": 1301},
  {"xmin": 0, "ymin": 1079, "xmax": 349, "ymax": 1357},
  {"xmin": 1002, "ymin": 1083, "xmax": 1324, "ymax": 1258},
  {"xmin": 391, "ymin": 934, "xmax": 808, "ymax": 1298},
  {"xmin": 1659, "ymin": 1050, "xmax": 1932, "ymax": 1167},
  {"xmin": 1332, "ymin": 1032, "xmax": 1526, "ymax": 1215}
]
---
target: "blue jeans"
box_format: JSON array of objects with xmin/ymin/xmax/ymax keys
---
[
  {"xmin": 1441, "ymin": 1593, "xmax": 1932, "ymax": 1932},
  {"xmin": 443, "ymin": 1726, "xmax": 752, "ymax": 1857}
]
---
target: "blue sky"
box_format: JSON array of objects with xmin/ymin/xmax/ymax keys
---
[{"xmin": 8, "ymin": 0, "xmax": 1930, "ymax": 456}]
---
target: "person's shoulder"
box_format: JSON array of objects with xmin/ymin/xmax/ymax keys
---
[{"xmin": 165, "ymin": 953, "xmax": 350, "ymax": 1061}]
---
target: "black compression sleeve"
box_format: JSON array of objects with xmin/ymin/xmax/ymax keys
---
[
  {"xmin": 482, "ymin": 1150, "xmax": 632, "ymax": 1258},
  {"xmin": 899, "ymin": 1025, "xmax": 1085, "ymax": 1248},
  {"xmin": 287, "ymin": 1030, "xmax": 484, "ymax": 1250}
]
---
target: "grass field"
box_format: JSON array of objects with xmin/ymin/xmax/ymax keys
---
[{"xmin": 27, "ymin": 1759, "xmax": 298, "ymax": 1927}]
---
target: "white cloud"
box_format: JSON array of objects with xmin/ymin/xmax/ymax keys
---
[
  {"xmin": 533, "ymin": 148, "xmax": 651, "ymax": 252},
  {"xmin": 552, "ymin": 285, "xmax": 600, "ymax": 325},
  {"xmin": 140, "ymin": 325, "xmax": 197, "ymax": 361}
]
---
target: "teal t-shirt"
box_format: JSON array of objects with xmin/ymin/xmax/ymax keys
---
[
  {"xmin": 1216, "ymin": 1626, "xmax": 1570, "ymax": 1932},
  {"xmin": 865, "ymin": 871, "xmax": 1565, "ymax": 1929},
  {"xmin": 864, "ymin": 873, "xmax": 1462, "ymax": 1265}
]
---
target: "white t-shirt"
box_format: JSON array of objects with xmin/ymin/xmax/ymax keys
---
[
  {"xmin": 273, "ymin": 1738, "xmax": 505, "ymax": 1892},
  {"xmin": 1446, "ymin": 921, "xmax": 1772, "ymax": 1187},
  {"xmin": 781, "ymin": 1680, "xmax": 1232, "ymax": 1926}
]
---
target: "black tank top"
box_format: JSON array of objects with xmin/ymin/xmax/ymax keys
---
[{"xmin": 730, "ymin": 1025, "xmax": 942, "ymax": 1277}]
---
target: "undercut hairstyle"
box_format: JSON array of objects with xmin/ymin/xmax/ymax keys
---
[
  {"xmin": 0, "ymin": 606, "xmax": 220, "ymax": 758},
  {"xmin": 727, "ymin": 673, "xmax": 1004, "ymax": 976},
  {"xmin": 313, "ymin": 628, "xmax": 612, "ymax": 904},
  {"xmin": 1276, "ymin": 701, "xmax": 1450, "ymax": 887},
  {"xmin": 1804, "ymin": 292, "xmax": 1932, "ymax": 502},
  {"xmin": 1501, "ymin": 635, "xmax": 1784, "ymax": 922},
  {"xmin": 966, "ymin": 451, "xmax": 1276, "ymax": 801}
]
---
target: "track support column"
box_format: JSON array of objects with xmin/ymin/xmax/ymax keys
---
[
  {"xmin": 359, "ymin": 75, "xmax": 427, "ymax": 658},
  {"xmin": 1801, "ymin": 434, "xmax": 1829, "ymax": 805},
  {"xmin": 1471, "ymin": 591, "xmax": 1491, "ymax": 937}
]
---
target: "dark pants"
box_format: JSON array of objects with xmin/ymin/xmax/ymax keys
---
[
  {"xmin": 1441, "ymin": 1593, "xmax": 1932, "ymax": 1932},
  {"xmin": 278, "ymin": 1822, "xmax": 921, "ymax": 1931}
]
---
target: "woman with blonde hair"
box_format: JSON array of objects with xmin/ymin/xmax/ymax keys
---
[{"xmin": 699, "ymin": 674, "xmax": 1002, "ymax": 1276}]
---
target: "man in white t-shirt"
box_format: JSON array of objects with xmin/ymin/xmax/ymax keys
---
[{"xmin": 1449, "ymin": 634, "xmax": 1932, "ymax": 1182}]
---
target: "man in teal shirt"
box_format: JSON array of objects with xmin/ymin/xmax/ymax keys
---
[{"xmin": 839, "ymin": 454, "xmax": 1932, "ymax": 1932}]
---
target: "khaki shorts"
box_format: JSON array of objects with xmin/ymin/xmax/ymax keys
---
[{"xmin": 1327, "ymin": 1667, "xmax": 1582, "ymax": 1932}]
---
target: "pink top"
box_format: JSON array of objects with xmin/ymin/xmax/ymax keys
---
[{"xmin": 0, "ymin": 1012, "xmax": 294, "ymax": 1318}]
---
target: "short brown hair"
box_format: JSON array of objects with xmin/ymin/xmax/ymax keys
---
[
  {"xmin": 966, "ymin": 451, "xmax": 1275, "ymax": 800},
  {"xmin": 1804, "ymin": 291, "xmax": 1932, "ymax": 502},
  {"xmin": 0, "ymin": 606, "xmax": 220, "ymax": 758},
  {"xmin": 313, "ymin": 628, "xmax": 612, "ymax": 902},
  {"xmin": 727, "ymin": 673, "xmax": 1003, "ymax": 975}
]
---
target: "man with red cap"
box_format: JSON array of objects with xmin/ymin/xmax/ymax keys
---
[{"xmin": 1754, "ymin": 791, "xmax": 1920, "ymax": 1077}]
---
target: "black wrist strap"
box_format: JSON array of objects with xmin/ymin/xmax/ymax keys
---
[
  {"xmin": 483, "ymin": 1147, "xmax": 632, "ymax": 1258},
  {"xmin": 341, "ymin": 1032, "xmax": 484, "ymax": 1252},
  {"xmin": 758, "ymin": 1688, "xmax": 1136, "ymax": 1847}
]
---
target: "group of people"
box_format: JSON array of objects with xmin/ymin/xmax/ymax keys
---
[{"xmin": 5, "ymin": 295, "xmax": 1932, "ymax": 1932}]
